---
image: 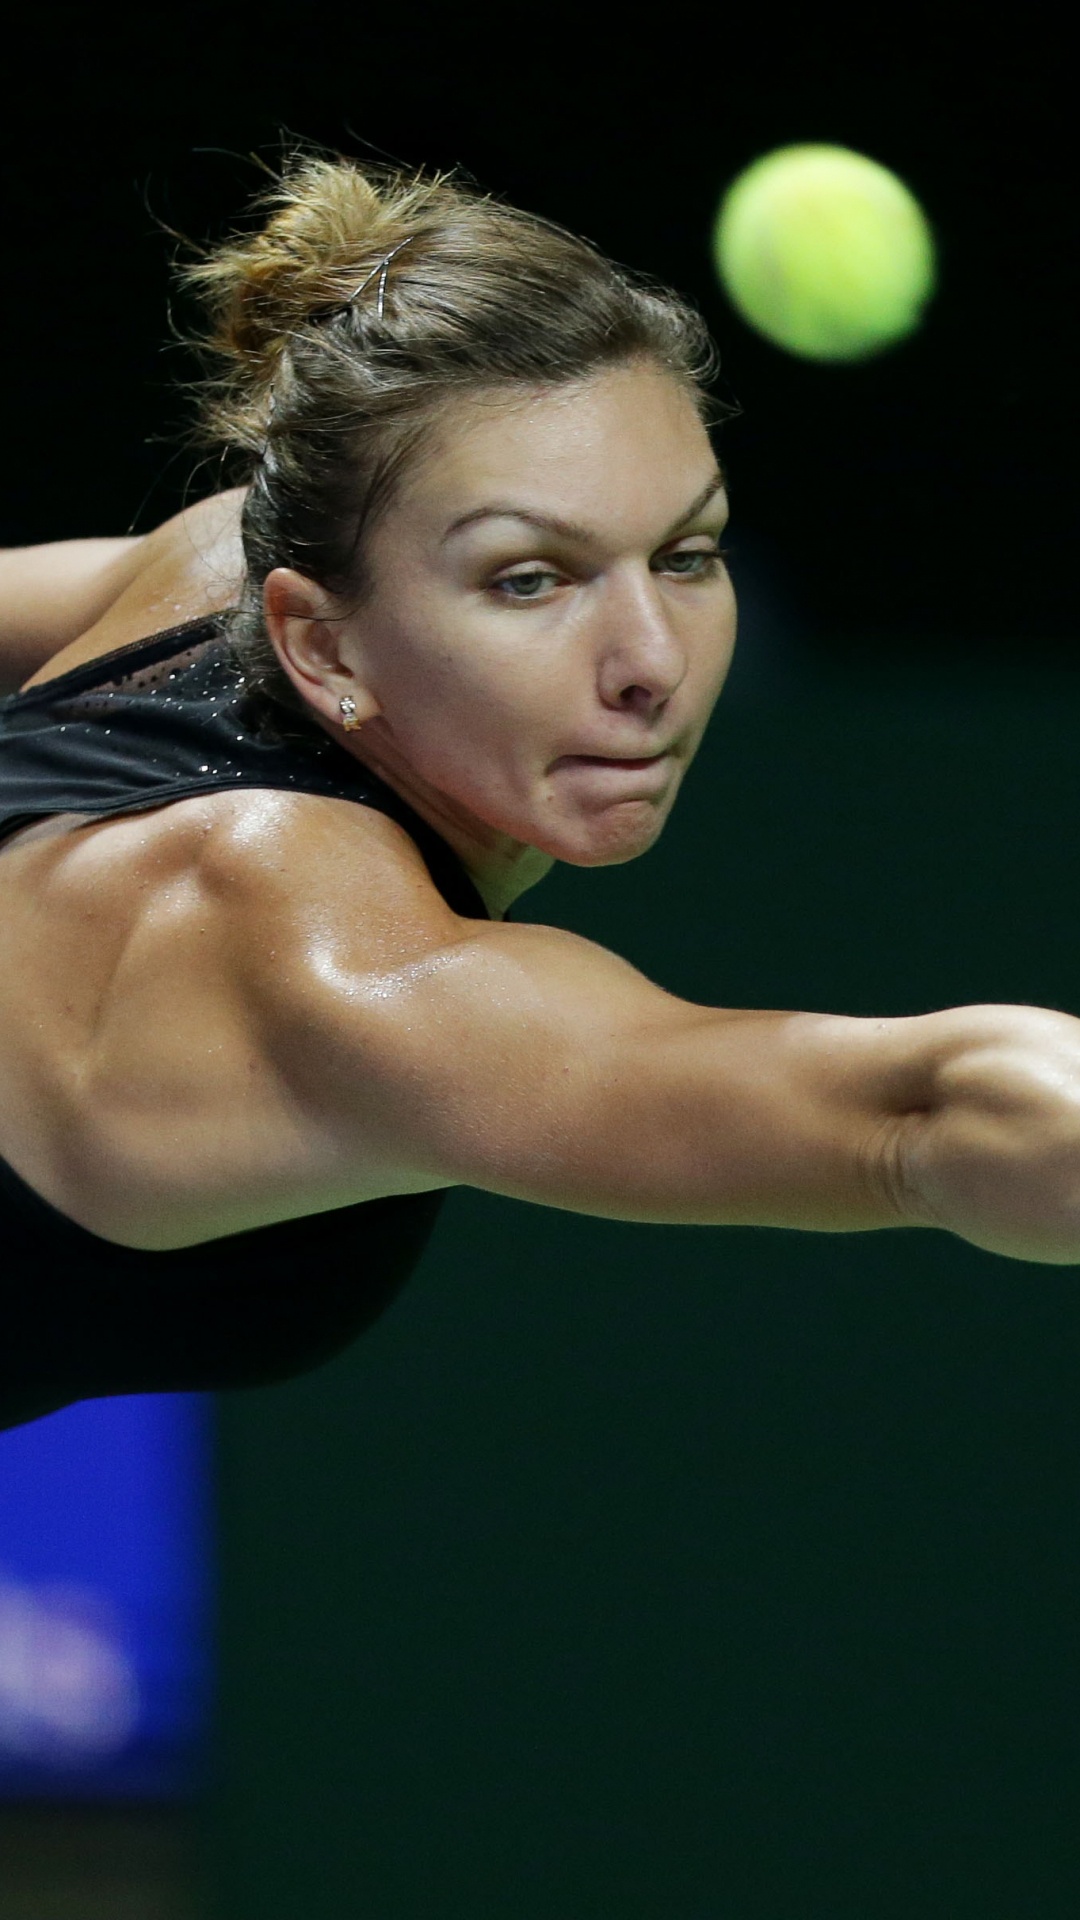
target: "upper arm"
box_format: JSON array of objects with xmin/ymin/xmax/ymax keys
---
[
  {"xmin": 260, "ymin": 897, "xmax": 946, "ymax": 1233},
  {"xmin": 0, "ymin": 536, "xmax": 146, "ymax": 687}
]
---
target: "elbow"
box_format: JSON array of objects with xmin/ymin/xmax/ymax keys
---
[{"xmin": 897, "ymin": 1004, "xmax": 1080, "ymax": 1263}]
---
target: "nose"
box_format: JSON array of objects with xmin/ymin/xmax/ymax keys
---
[{"xmin": 596, "ymin": 571, "xmax": 689, "ymax": 717}]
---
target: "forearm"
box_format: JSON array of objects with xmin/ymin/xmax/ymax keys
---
[
  {"xmin": 0, "ymin": 537, "xmax": 144, "ymax": 694},
  {"xmin": 0, "ymin": 628, "xmax": 72, "ymax": 697},
  {"xmin": 690, "ymin": 1000, "xmax": 1080, "ymax": 1263},
  {"xmin": 0, "ymin": 494, "xmax": 247, "ymax": 695}
]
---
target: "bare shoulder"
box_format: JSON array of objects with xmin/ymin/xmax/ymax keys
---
[
  {"xmin": 201, "ymin": 784, "xmax": 468, "ymax": 985},
  {"xmin": 171, "ymin": 779, "xmax": 482, "ymax": 1085},
  {"xmin": 201, "ymin": 785, "xmax": 656, "ymax": 1045},
  {"xmin": 0, "ymin": 784, "xmax": 476, "ymax": 1248}
]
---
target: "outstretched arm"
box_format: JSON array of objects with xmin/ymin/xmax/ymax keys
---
[{"xmin": 241, "ymin": 827, "xmax": 1080, "ymax": 1265}]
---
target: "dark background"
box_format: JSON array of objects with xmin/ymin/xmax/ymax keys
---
[
  {"xmin": 2, "ymin": 18, "xmax": 1076, "ymax": 678},
  {"xmin": 4, "ymin": 13, "xmax": 1080, "ymax": 1918}
]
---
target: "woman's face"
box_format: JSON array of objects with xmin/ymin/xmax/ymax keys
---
[{"xmin": 272, "ymin": 360, "xmax": 736, "ymax": 897}]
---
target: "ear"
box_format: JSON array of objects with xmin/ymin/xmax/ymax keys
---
[{"xmin": 262, "ymin": 567, "xmax": 382, "ymax": 728}]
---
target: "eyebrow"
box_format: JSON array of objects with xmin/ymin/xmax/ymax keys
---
[{"xmin": 440, "ymin": 468, "xmax": 728, "ymax": 547}]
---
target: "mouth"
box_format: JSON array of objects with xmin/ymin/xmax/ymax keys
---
[{"xmin": 555, "ymin": 752, "xmax": 670, "ymax": 771}]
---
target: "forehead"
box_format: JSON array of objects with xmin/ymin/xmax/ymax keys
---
[{"xmin": 400, "ymin": 362, "xmax": 716, "ymax": 529}]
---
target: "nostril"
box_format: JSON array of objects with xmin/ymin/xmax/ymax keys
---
[{"xmin": 620, "ymin": 685, "xmax": 666, "ymax": 714}]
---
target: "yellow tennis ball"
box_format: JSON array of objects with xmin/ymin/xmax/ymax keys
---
[{"xmin": 712, "ymin": 144, "xmax": 936, "ymax": 362}]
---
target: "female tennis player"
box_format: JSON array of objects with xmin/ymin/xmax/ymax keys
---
[{"xmin": 2, "ymin": 152, "xmax": 1079, "ymax": 1435}]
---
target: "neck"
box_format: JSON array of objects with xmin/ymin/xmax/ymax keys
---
[{"xmin": 333, "ymin": 722, "xmax": 556, "ymax": 920}]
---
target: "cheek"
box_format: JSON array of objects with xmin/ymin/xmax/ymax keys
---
[
  {"xmin": 381, "ymin": 647, "xmax": 552, "ymax": 802},
  {"xmin": 386, "ymin": 619, "xmax": 554, "ymax": 743},
  {"xmin": 699, "ymin": 597, "xmax": 738, "ymax": 697}
]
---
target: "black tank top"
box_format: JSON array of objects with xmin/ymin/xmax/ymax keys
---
[{"xmin": 0, "ymin": 614, "xmax": 488, "ymax": 1431}]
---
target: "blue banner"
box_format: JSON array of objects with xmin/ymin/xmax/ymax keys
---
[{"xmin": 0, "ymin": 1394, "xmax": 212, "ymax": 1799}]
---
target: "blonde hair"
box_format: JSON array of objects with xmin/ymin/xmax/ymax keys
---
[{"xmin": 180, "ymin": 148, "xmax": 724, "ymax": 722}]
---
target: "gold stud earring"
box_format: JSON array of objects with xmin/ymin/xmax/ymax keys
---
[{"xmin": 338, "ymin": 695, "xmax": 361, "ymax": 731}]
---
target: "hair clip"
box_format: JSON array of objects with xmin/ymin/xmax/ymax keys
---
[{"xmin": 343, "ymin": 235, "xmax": 417, "ymax": 319}]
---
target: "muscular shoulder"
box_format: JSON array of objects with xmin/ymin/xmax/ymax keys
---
[
  {"xmin": 0, "ymin": 784, "xmax": 477, "ymax": 1243},
  {"xmin": 198, "ymin": 786, "xmax": 468, "ymax": 991},
  {"xmin": 184, "ymin": 785, "xmax": 483, "ymax": 1135},
  {"xmin": 3, "ymin": 784, "xmax": 466, "ymax": 1047}
]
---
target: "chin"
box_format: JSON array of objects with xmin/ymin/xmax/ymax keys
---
[{"xmin": 548, "ymin": 806, "xmax": 670, "ymax": 868}]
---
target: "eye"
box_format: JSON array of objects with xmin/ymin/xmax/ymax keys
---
[
  {"xmin": 656, "ymin": 544, "xmax": 730, "ymax": 577},
  {"xmin": 491, "ymin": 569, "xmax": 561, "ymax": 601},
  {"xmin": 489, "ymin": 544, "xmax": 730, "ymax": 604}
]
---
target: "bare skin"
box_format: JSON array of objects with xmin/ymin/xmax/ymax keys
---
[{"xmin": 2, "ymin": 361, "xmax": 1080, "ymax": 1262}]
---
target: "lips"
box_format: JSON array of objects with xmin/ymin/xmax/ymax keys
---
[{"xmin": 556, "ymin": 752, "xmax": 669, "ymax": 770}]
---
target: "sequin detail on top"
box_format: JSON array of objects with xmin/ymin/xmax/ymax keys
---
[{"xmin": 0, "ymin": 614, "xmax": 488, "ymax": 919}]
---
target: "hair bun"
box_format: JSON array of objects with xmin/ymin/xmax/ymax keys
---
[{"xmin": 180, "ymin": 154, "xmax": 419, "ymax": 445}]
